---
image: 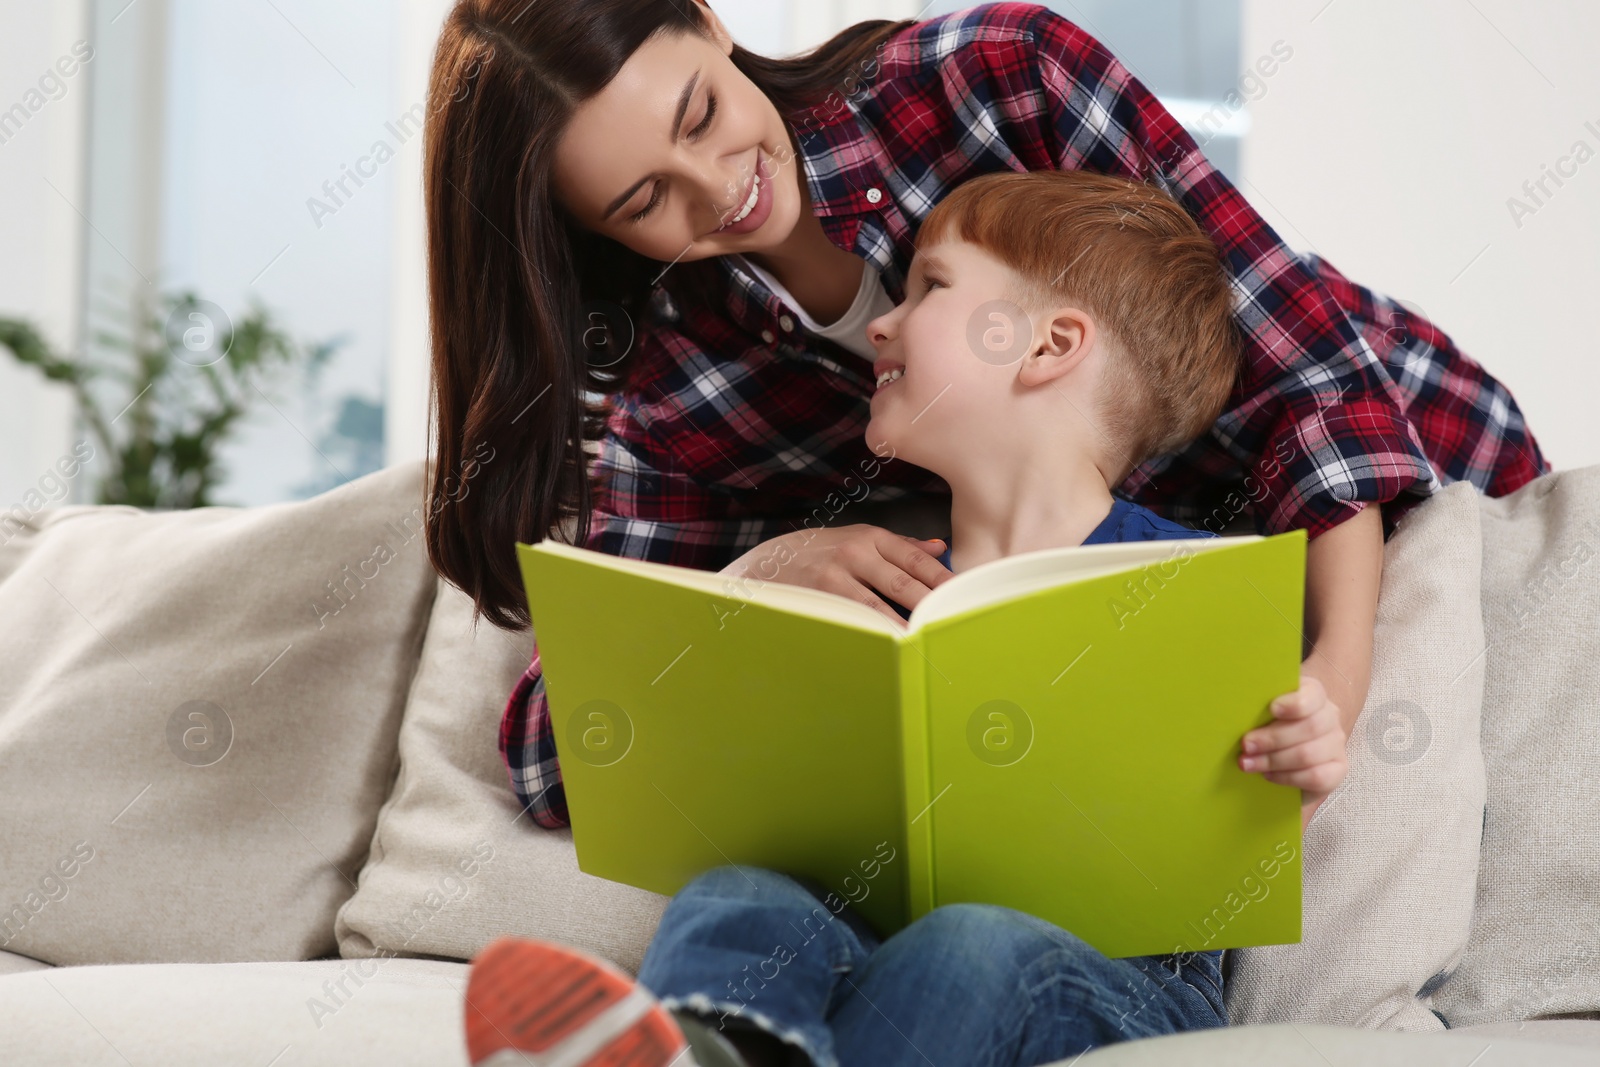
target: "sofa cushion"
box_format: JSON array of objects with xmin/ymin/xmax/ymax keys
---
[
  {"xmin": 0, "ymin": 958, "xmax": 469, "ymax": 1065},
  {"xmin": 1071, "ymin": 1021, "xmax": 1600, "ymax": 1066},
  {"xmin": 1, "ymin": 961, "xmax": 1592, "ymax": 1067},
  {"xmin": 0, "ymin": 462, "xmax": 437, "ymax": 964},
  {"xmin": 1453, "ymin": 1019, "xmax": 1600, "ymax": 1049},
  {"xmin": 335, "ymin": 575, "xmax": 669, "ymax": 975},
  {"xmin": 1223, "ymin": 481, "xmax": 1488, "ymax": 1029},
  {"xmin": 1432, "ymin": 464, "xmax": 1600, "ymax": 1025},
  {"xmin": 0, "ymin": 950, "xmax": 51, "ymax": 976}
]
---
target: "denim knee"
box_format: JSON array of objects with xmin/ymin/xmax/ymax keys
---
[
  {"xmin": 678, "ymin": 865, "xmax": 818, "ymax": 906},
  {"xmin": 659, "ymin": 865, "xmax": 870, "ymax": 969},
  {"xmin": 900, "ymin": 902, "xmax": 1082, "ymax": 964}
]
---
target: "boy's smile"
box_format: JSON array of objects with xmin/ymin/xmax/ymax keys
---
[
  {"xmin": 864, "ymin": 239, "xmax": 999, "ymax": 453},
  {"xmin": 864, "ymin": 237, "xmax": 1093, "ymax": 470},
  {"xmin": 861, "ymin": 234, "xmax": 1123, "ymax": 574}
]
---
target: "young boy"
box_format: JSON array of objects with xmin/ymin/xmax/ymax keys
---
[{"xmin": 461, "ymin": 170, "xmax": 1348, "ymax": 1067}]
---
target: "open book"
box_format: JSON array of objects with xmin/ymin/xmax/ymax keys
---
[{"xmin": 515, "ymin": 529, "xmax": 1306, "ymax": 957}]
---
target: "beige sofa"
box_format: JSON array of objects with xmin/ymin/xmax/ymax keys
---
[{"xmin": 0, "ymin": 459, "xmax": 1596, "ymax": 1065}]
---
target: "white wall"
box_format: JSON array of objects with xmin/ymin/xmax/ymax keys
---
[
  {"xmin": 1242, "ymin": 0, "xmax": 1600, "ymax": 471},
  {"xmin": 0, "ymin": 1, "xmax": 90, "ymax": 510},
  {"xmin": 790, "ymin": 0, "xmax": 927, "ymax": 53}
]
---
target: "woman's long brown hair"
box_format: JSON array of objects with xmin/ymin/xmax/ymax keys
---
[{"xmin": 424, "ymin": 0, "xmax": 914, "ymax": 630}]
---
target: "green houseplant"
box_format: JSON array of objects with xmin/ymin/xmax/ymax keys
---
[{"xmin": 0, "ymin": 290, "xmax": 343, "ymax": 509}]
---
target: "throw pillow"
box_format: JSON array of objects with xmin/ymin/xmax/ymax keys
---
[
  {"xmin": 1224, "ymin": 481, "xmax": 1488, "ymax": 1028},
  {"xmin": 0, "ymin": 462, "xmax": 437, "ymax": 963}
]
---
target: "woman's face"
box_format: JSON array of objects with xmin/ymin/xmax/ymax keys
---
[{"xmin": 551, "ymin": 5, "xmax": 804, "ymax": 264}]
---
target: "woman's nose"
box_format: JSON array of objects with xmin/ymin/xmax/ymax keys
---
[{"xmin": 681, "ymin": 145, "xmax": 756, "ymax": 235}]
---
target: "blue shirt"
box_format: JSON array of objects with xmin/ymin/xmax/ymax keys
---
[{"xmin": 890, "ymin": 498, "xmax": 1217, "ymax": 621}]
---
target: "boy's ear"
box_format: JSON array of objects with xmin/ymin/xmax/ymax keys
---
[{"xmin": 1017, "ymin": 307, "xmax": 1096, "ymax": 387}]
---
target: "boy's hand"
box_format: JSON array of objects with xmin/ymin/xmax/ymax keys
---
[{"xmin": 1238, "ymin": 675, "xmax": 1347, "ymax": 828}]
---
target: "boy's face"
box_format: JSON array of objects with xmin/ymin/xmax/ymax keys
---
[{"xmin": 864, "ymin": 237, "xmax": 1068, "ymax": 470}]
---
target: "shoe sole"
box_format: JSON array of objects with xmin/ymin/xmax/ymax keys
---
[{"xmin": 464, "ymin": 936, "xmax": 691, "ymax": 1067}]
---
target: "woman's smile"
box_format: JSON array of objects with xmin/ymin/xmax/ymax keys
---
[{"xmin": 715, "ymin": 149, "xmax": 773, "ymax": 235}]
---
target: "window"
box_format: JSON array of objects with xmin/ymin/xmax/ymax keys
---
[{"xmin": 79, "ymin": 0, "xmax": 401, "ymax": 505}]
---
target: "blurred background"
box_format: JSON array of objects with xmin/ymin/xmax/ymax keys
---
[{"xmin": 2, "ymin": 0, "xmax": 1595, "ymax": 510}]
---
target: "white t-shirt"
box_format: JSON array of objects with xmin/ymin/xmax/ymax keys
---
[{"xmin": 734, "ymin": 253, "xmax": 895, "ymax": 364}]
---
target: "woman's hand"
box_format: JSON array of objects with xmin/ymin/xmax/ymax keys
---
[{"xmin": 719, "ymin": 525, "xmax": 953, "ymax": 627}]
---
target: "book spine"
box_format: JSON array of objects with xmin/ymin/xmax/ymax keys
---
[{"xmin": 899, "ymin": 631, "xmax": 935, "ymax": 921}]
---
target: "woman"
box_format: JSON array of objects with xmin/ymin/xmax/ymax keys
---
[
  {"xmin": 423, "ymin": 1, "xmax": 1547, "ymax": 1064},
  {"xmin": 424, "ymin": 0, "xmax": 1545, "ymax": 827}
]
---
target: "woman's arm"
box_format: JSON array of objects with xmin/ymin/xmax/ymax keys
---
[
  {"xmin": 1239, "ymin": 503, "xmax": 1382, "ymax": 827},
  {"xmin": 1302, "ymin": 503, "xmax": 1383, "ymax": 742},
  {"xmin": 1294, "ymin": 502, "xmax": 1383, "ymax": 824}
]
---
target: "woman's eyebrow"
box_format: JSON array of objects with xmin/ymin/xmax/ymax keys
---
[{"xmin": 600, "ymin": 69, "xmax": 702, "ymax": 221}]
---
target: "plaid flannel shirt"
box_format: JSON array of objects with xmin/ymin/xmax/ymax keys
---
[{"xmin": 501, "ymin": 2, "xmax": 1549, "ymax": 828}]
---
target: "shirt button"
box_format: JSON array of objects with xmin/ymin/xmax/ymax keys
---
[
  {"xmin": 865, "ymin": 187, "xmax": 883, "ymax": 204},
  {"xmin": 761, "ymin": 329, "xmax": 776, "ymax": 344},
  {"xmin": 779, "ymin": 315, "xmax": 795, "ymax": 332}
]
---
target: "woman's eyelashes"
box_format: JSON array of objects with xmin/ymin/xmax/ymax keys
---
[
  {"xmin": 693, "ymin": 91, "xmax": 719, "ymax": 138},
  {"xmin": 628, "ymin": 185, "xmax": 662, "ymax": 223},
  {"xmin": 627, "ymin": 92, "xmax": 720, "ymax": 225}
]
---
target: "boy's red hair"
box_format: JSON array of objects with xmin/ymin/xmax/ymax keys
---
[{"xmin": 916, "ymin": 169, "xmax": 1242, "ymax": 479}]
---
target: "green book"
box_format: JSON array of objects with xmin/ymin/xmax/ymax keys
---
[{"xmin": 515, "ymin": 529, "xmax": 1306, "ymax": 957}]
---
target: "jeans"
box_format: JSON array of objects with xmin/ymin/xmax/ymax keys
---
[{"xmin": 636, "ymin": 865, "xmax": 1227, "ymax": 1067}]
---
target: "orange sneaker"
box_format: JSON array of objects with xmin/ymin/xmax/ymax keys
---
[{"xmin": 463, "ymin": 936, "xmax": 749, "ymax": 1067}]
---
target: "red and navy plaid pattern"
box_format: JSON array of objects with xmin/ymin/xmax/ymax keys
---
[{"xmin": 500, "ymin": 3, "xmax": 1549, "ymax": 829}]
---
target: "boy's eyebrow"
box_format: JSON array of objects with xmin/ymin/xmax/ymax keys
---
[{"xmin": 914, "ymin": 252, "xmax": 949, "ymax": 275}]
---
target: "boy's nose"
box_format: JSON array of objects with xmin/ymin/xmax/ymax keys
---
[{"xmin": 866, "ymin": 310, "xmax": 896, "ymax": 349}]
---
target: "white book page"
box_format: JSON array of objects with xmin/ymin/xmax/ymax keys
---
[
  {"xmin": 906, "ymin": 536, "xmax": 1260, "ymax": 631},
  {"xmin": 529, "ymin": 541, "xmax": 901, "ymax": 632},
  {"xmin": 528, "ymin": 535, "xmax": 1260, "ymax": 637}
]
